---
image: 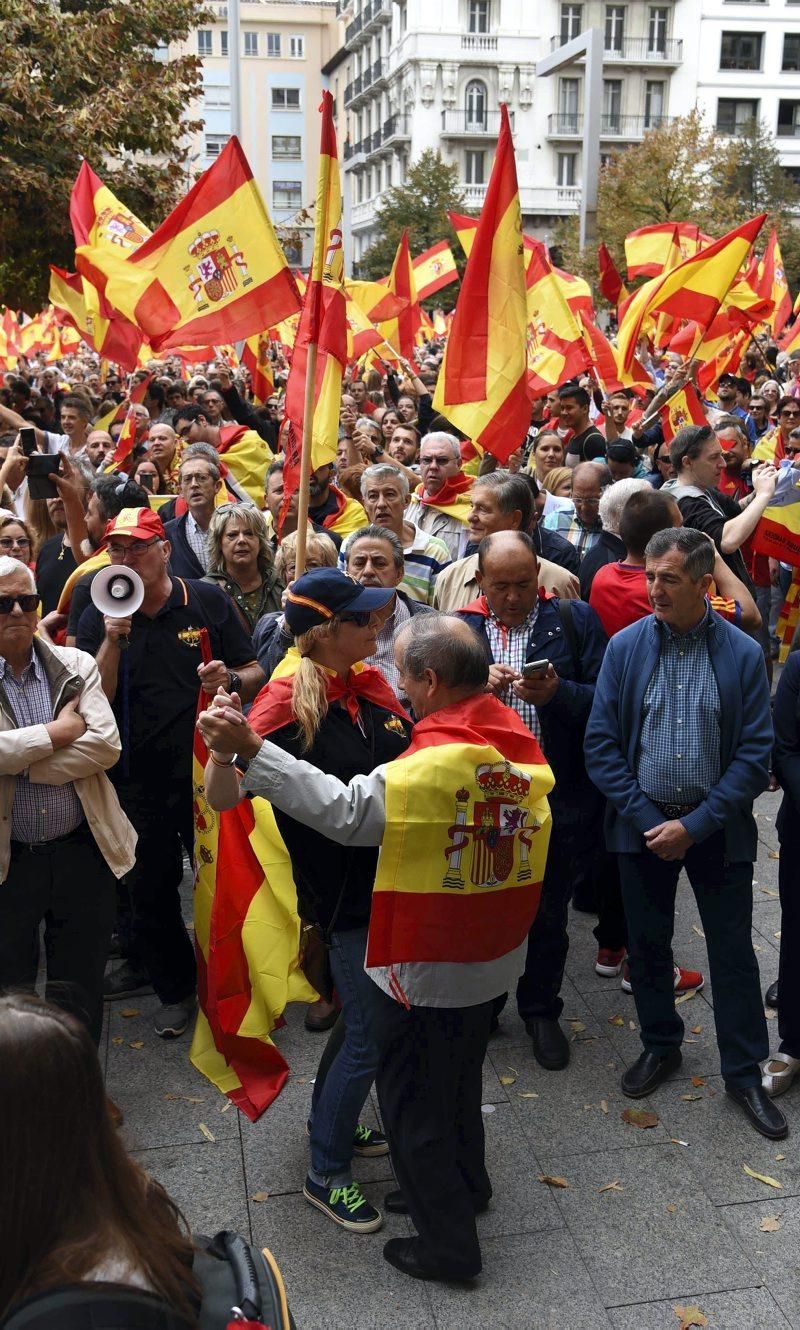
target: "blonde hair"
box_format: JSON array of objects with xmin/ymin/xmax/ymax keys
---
[
  {"xmin": 290, "ymin": 618, "xmax": 341, "ymax": 752},
  {"xmin": 542, "ymin": 466, "xmax": 572, "ymax": 496},
  {"xmin": 274, "ymin": 528, "xmax": 337, "ymax": 582}
]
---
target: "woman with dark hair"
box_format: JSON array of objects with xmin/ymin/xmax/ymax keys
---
[{"xmin": 0, "ymin": 995, "xmax": 199, "ymax": 1325}]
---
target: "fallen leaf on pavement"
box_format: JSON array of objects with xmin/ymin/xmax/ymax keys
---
[
  {"xmin": 622, "ymin": 1108, "xmax": 659, "ymax": 1129},
  {"xmin": 759, "ymin": 1216, "xmax": 781, "ymax": 1232},
  {"xmin": 600, "ymin": 1099, "xmax": 609, "ymax": 1114},
  {"xmin": 164, "ymin": 1093, "xmax": 204, "ymax": 1103},
  {"xmin": 128, "ymin": 1040, "xmax": 144, "ymax": 1050},
  {"xmin": 598, "ymin": 1180, "xmax": 623, "ymax": 1193},
  {"xmin": 111, "ymin": 1036, "xmax": 124, "ymax": 1046},
  {"xmin": 681, "ymin": 1094, "xmax": 703, "ymax": 1102},
  {"xmin": 675, "ymin": 989, "xmax": 697, "ymax": 1005},
  {"xmin": 743, "ymin": 1163, "xmax": 782, "ymax": 1189},
  {"xmin": 768, "ymin": 850, "xmax": 779, "ymax": 859},
  {"xmin": 538, "ymin": 1174, "xmax": 568, "ymax": 1188},
  {"xmin": 776, "ymin": 1153, "xmax": 786, "ymax": 1161},
  {"xmin": 691, "ymin": 1076, "xmax": 706, "ymax": 1087},
  {"xmin": 670, "ymin": 1139, "xmax": 689, "ymax": 1146},
  {"xmin": 570, "ymin": 1020, "xmax": 586, "ymax": 1034},
  {"xmin": 667, "ymin": 1203, "xmax": 677, "ymax": 1214},
  {"xmin": 692, "ymin": 925, "xmax": 705, "ymax": 939},
  {"xmin": 761, "ymin": 887, "xmax": 779, "ymax": 898},
  {"xmin": 518, "ymin": 1091, "xmax": 539, "ymax": 1099},
  {"xmin": 691, "ymin": 1026, "xmax": 703, "ymax": 1034},
  {"xmin": 250, "ymin": 1191, "xmax": 270, "ymax": 1203},
  {"xmin": 765, "ymin": 1008, "xmax": 777, "ymax": 1020},
  {"xmin": 629, "ymin": 1020, "xmax": 637, "ymax": 1031},
  {"xmin": 774, "ymin": 931, "xmax": 782, "ymax": 940},
  {"xmin": 500, "ymin": 1075, "xmax": 516, "ymax": 1086},
  {"xmin": 120, "ymin": 1008, "xmax": 140, "ymax": 1018},
  {"xmin": 219, "ymin": 1100, "xmax": 233, "ymax": 1113},
  {"xmin": 198, "ymin": 1122, "xmax": 216, "ymax": 1143},
  {"xmin": 674, "ymin": 1306, "xmax": 708, "ymax": 1329},
  {"xmin": 608, "ymin": 1014, "xmax": 625, "ymax": 1027}
]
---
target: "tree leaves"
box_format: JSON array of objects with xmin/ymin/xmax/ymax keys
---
[
  {"xmin": 622, "ymin": 1108, "xmax": 659, "ymax": 1129},
  {"xmin": 674, "ymin": 1306, "xmax": 708, "ymax": 1329},
  {"xmin": 537, "ymin": 1174, "xmax": 569, "ymax": 1188}
]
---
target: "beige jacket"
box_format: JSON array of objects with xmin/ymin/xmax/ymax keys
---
[
  {"xmin": 433, "ymin": 551, "xmax": 580, "ymax": 612},
  {"xmin": 0, "ymin": 639, "xmax": 137, "ymax": 882}
]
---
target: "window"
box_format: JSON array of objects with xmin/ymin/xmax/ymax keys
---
[
  {"xmin": 204, "ymin": 85, "xmax": 231, "ymax": 110},
  {"xmin": 716, "ymin": 97, "xmax": 759, "ymax": 135},
  {"xmin": 221, "ymin": 28, "xmax": 228, "ymax": 55},
  {"xmin": 557, "ymin": 152, "xmax": 577, "ymax": 186},
  {"xmin": 398, "ymin": 2, "xmax": 407, "ymax": 34},
  {"xmin": 272, "ymin": 86, "xmax": 301, "ymax": 109},
  {"xmin": 465, "ymin": 79, "xmax": 487, "ymax": 129},
  {"xmin": 289, "ymin": 35, "xmax": 305, "ymax": 58},
  {"xmin": 273, "ymin": 180, "xmax": 303, "ymax": 209},
  {"xmin": 720, "ymin": 31, "xmax": 763, "ymax": 70},
  {"xmin": 465, "ymin": 149, "xmax": 486, "ymax": 183},
  {"xmin": 784, "ymin": 166, "xmax": 800, "ymax": 187},
  {"xmin": 778, "ymin": 100, "xmax": 800, "ymax": 136},
  {"xmin": 783, "ymin": 34, "xmax": 800, "ymax": 71},
  {"xmin": 385, "ymin": 158, "xmax": 393, "ymax": 188},
  {"xmin": 603, "ymin": 78, "xmax": 623, "ymax": 131},
  {"xmin": 244, "ymin": 31, "xmax": 258, "ymax": 56},
  {"xmin": 648, "ymin": 7, "xmax": 668, "ymax": 55},
  {"xmin": 605, "ymin": 5, "xmax": 625, "ymax": 54},
  {"xmin": 558, "ymin": 76, "xmax": 580, "ymax": 131},
  {"xmin": 205, "ymin": 133, "xmax": 230, "ymax": 158},
  {"xmin": 560, "ymin": 3, "xmax": 582, "ymax": 43},
  {"xmin": 267, "ymin": 32, "xmax": 281, "ymax": 57},
  {"xmin": 272, "ymin": 134, "xmax": 302, "ymax": 159},
  {"xmin": 644, "ymin": 80, "xmax": 665, "ymax": 127},
  {"xmin": 197, "ymin": 29, "xmax": 212, "ymax": 56},
  {"xmin": 468, "ymin": 1, "xmax": 489, "ymax": 34}
]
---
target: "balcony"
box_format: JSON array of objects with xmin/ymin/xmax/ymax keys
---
[
  {"xmin": 441, "ymin": 109, "xmax": 514, "ymax": 136},
  {"xmin": 369, "ymin": 56, "xmax": 388, "ymax": 89},
  {"xmin": 549, "ymin": 34, "xmax": 683, "ymax": 64},
  {"xmin": 345, "ymin": 11, "xmax": 366, "ymax": 48},
  {"xmin": 343, "ymin": 72, "xmax": 362, "ymax": 106},
  {"xmin": 461, "ymin": 183, "xmax": 488, "ymax": 207},
  {"xmin": 363, "ymin": 0, "xmax": 392, "ymax": 34},
  {"xmin": 461, "ymin": 34, "xmax": 498, "ymax": 52},
  {"xmin": 365, "ymin": 127, "xmax": 383, "ymax": 155},
  {"xmin": 382, "ymin": 113, "xmax": 411, "ymax": 143},
  {"xmin": 546, "ymin": 113, "xmax": 671, "ymax": 139}
]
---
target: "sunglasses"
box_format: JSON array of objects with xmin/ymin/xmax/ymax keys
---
[
  {"xmin": 339, "ymin": 610, "xmax": 372, "ymax": 627},
  {"xmin": 0, "ymin": 594, "xmax": 38, "ymax": 614},
  {"xmin": 0, "ymin": 536, "xmax": 30, "ymax": 550},
  {"xmin": 781, "ymin": 411, "xmax": 800, "ymax": 419}
]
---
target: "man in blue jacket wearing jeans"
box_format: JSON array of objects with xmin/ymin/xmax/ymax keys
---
[{"xmin": 585, "ymin": 527, "xmax": 786, "ymax": 1140}]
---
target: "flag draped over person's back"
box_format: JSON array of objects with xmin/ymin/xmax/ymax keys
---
[
  {"xmin": 281, "ymin": 92, "xmax": 347, "ymax": 522},
  {"xmin": 432, "ymin": 105, "xmax": 530, "ymax": 461},
  {"xmin": 76, "ymin": 138, "xmax": 300, "ymax": 351}
]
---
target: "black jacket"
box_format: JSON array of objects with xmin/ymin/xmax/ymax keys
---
[{"xmin": 164, "ymin": 514, "xmax": 205, "ymax": 580}]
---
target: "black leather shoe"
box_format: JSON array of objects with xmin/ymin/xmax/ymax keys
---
[
  {"xmin": 621, "ymin": 1048, "xmax": 682, "ymax": 1098},
  {"xmin": 384, "ymin": 1189, "xmax": 489, "ymax": 1216},
  {"xmin": 726, "ymin": 1084, "xmax": 788, "ymax": 1139},
  {"xmin": 528, "ymin": 1017, "xmax": 570, "ymax": 1070},
  {"xmin": 383, "ymin": 1238, "xmax": 479, "ymax": 1283},
  {"xmin": 765, "ymin": 981, "xmax": 779, "ymax": 1009}
]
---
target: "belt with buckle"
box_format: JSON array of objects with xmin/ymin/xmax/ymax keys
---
[
  {"xmin": 654, "ymin": 801, "xmax": 700, "ymax": 820},
  {"xmin": 11, "ymin": 822, "xmax": 90, "ymax": 855}
]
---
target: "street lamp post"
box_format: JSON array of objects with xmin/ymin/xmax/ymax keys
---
[
  {"xmin": 229, "ymin": 0, "xmax": 241, "ymax": 140},
  {"xmin": 536, "ymin": 28, "xmax": 603, "ymax": 250}
]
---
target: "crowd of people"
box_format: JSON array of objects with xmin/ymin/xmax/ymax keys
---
[{"xmin": 1, "ymin": 331, "xmax": 799, "ymax": 1306}]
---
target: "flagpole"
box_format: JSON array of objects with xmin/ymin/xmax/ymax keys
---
[{"xmin": 293, "ymin": 341, "xmax": 318, "ymax": 578}]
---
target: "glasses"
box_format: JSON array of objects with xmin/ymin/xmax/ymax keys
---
[
  {"xmin": 339, "ymin": 610, "xmax": 372, "ymax": 627},
  {"xmin": 0, "ymin": 537, "xmax": 30, "ymax": 550},
  {"xmin": 0, "ymin": 594, "xmax": 38, "ymax": 614},
  {"xmin": 780, "ymin": 411, "xmax": 800, "ymax": 419},
  {"xmin": 107, "ymin": 537, "xmax": 161, "ymax": 560},
  {"xmin": 786, "ymin": 445, "xmax": 800, "ymax": 455}
]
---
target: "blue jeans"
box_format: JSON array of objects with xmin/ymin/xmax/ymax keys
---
[{"xmin": 308, "ymin": 926, "xmax": 381, "ymax": 1186}]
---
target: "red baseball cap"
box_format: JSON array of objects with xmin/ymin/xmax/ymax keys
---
[{"xmin": 104, "ymin": 507, "xmax": 166, "ymax": 542}]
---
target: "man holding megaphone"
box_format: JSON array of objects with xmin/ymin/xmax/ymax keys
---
[{"xmin": 76, "ymin": 507, "xmax": 264, "ymax": 1041}]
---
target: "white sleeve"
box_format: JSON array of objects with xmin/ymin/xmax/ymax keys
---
[{"xmin": 240, "ymin": 738, "xmax": 387, "ymax": 847}]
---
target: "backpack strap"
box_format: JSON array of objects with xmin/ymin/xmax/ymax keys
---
[
  {"xmin": 1, "ymin": 1285, "xmax": 192, "ymax": 1330},
  {"xmin": 556, "ymin": 598, "xmax": 582, "ymax": 683}
]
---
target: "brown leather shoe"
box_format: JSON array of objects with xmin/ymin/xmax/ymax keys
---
[
  {"xmin": 304, "ymin": 998, "xmax": 339, "ymax": 1032},
  {"xmin": 107, "ymin": 1097, "xmax": 124, "ymax": 1128}
]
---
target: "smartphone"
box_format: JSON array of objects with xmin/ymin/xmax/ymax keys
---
[
  {"xmin": 522, "ymin": 659, "xmax": 550, "ymax": 678},
  {"xmin": 19, "ymin": 426, "xmax": 37, "ymax": 457},
  {"xmin": 137, "ymin": 472, "xmax": 156, "ymax": 494},
  {"xmin": 27, "ymin": 454, "xmax": 61, "ymax": 500}
]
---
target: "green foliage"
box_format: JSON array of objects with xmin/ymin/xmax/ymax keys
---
[
  {"xmin": 356, "ymin": 150, "xmax": 467, "ymax": 306},
  {"xmin": 0, "ymin": 0, "xmax": 209, "ymax": 310}
]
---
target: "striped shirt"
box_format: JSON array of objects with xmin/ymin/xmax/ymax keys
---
[
  {"xmin": 485, "ymin": 603, "xmax": 541, "ymax": 740},
  {"xmin": 401, "ymin": 524, "xmax": 451, "ymax": 604},
  {"xmin": 636, "ymin": 609, "xmax": 721, "ymax": 804},
  {"xmin": 0, "ymin": 652, "xmax": 84, "ymax": 843}
]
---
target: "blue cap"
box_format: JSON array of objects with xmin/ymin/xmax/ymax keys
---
[{"xmin": 284, "ymin": 567, "xmax": 394, "ymax": 636}]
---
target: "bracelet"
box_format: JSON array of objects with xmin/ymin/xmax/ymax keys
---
[{"xmin": 210, "ymin": 751, "xmax": 236, "ymax": 768}]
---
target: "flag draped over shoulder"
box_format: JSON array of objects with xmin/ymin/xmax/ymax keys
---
[
  {"xmin": 366, "ymin": 693, "xmax": 553, "ymax": 971},
  {"xmin": 412, "ymin": 240, "xmax": 459, "ymax": 301},
  {"xmin": 76, "ymin": 138, "xmax": 300, "ymax": 351},
  {"xmin": 751, "ymin": 464, "xmax": 800, "ymax": 567},
  {"xmin": 433, "ymin": 106, "xmax": 530, "ymax": 461}
]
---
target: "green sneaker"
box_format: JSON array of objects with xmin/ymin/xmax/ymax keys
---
[
  {"xmin": 303, "ymin": 1177, "xmax": 384, "ymax": 1232},
  {"xmin": 353, "ymin": 1123, "xmax": 390, "ymax": 1157}
]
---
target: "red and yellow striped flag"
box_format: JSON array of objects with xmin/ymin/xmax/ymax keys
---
[
  {"xmin": 433, "ymin": 106, "xmax": 530, "ymax": 460},
  {"xmin": 76, "ymin": 138, "xmax": 300, "ymax": 352},
  {"xmin": 49, "ymin": 266, "xmax": 144, "ymax": 370},
  {"xmin": 241, "ymin": 332, "xmax": 275, "ymax": 405},
  {"xmin": 659, "ymin": 382, "xmax": 708, "ymax": 442},
  {"xmin": 525, "ymin": 245, "xmax": 589, "ymax": 398},
  {"xmin": 751, "ymin": 465, "xmax": 800, "ymax": 567},
  {"xmin": 412, "ymin": 240, "xmax": 459, "ymax": 301},
  {"xmin": 598, "ymin": 242, "xmax": 628, "ymax": 309},
  {"xmin": 365, "ymin": 693, "xmax": 553, "ymax": 976},
  {"xmin": 376, "ymin": 231, "xmax": 423, "ymax": 361},
  {"xmin": 624, "ymin": 222, "xmax": 708, "ymax": 280},
  {"xmin": 759, "ymin": 229, "xmax": 792, "ymax": 338}
]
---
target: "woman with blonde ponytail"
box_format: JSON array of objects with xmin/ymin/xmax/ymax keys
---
[{"xmin": 203, "ymin": 568, "xmax": 412, "ymax": 1236}]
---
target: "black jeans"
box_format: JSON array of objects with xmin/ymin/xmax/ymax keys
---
[
  {"xmin": 0, "ymin": 825, "xmax": 115, "ymax": 1045},
  {"xmin": 778, "ymin": 826, "xmax": 800, "ymax": 1058},
  {"xmin": 115, "ymin": 779, "xmax": 196, "ymax": 1005},
  {"xmin": 373, "ymin": 987, "xmax": 492, "ymax": 1278},
  {"xmin": 618, "ymin": 831, "xmax": 768, "ymax": 1088},
  {"xmin": 592, "ymin": 849, "xmax": 628, "ymax": 951}
]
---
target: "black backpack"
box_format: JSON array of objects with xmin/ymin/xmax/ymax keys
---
[{"xmin": 1, "ymin": 1231, "xmax": 294, "ymax": 1330}]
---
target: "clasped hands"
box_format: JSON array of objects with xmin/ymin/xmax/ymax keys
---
[
  {"xmin": 643, "ymin": 819, "xmax": 694, "ymax": 862},
  {"xmin": 196, "ymin": 686, "xmax": 263, "ymax": 761}
]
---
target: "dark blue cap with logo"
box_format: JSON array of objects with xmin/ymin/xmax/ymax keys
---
[{"xmin": 284, "ymin": 567, "xmax": 394, "ymax": 635}]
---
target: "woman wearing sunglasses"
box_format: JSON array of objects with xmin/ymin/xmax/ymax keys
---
[{"xmin": 203, "ymin": 568, "xmax": 412, "ymax": 1236}]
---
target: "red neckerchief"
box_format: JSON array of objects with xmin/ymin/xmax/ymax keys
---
[
  {"xmin": 414, "ymin": 472, "xmax": 472, "ymax": 509},
  {"xmin": 248, "ymin": 662, "xmax": 410, "ymax": 737}
]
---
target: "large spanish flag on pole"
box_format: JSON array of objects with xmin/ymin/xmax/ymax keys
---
[
  {"xmin": 624, "ymin": 222, "xmax": 707, "ymax": 280},
  {"xmin": 366, "ymin": 694, "xmax": 553, "ymax": 981},
  {"xmin": 432, "ymin": 106, "xmax": 530, "ymax": 461},
  {"xmin": 759, "ymin": 229, "xmax": 792, "ymax": 338},
  {"xmin": 281, "ymin": 92, "xmax": 347, "ymax": 558},
  {"xmin": 412, "ymin": 241, "xmax": 459, "ymax": 301},
  {"xmin": 374, "ymin": 231, "xmax": 424, "ymax": 361},
  {"xmin": 76, "ymin": 138, "xmax": 300, "ymax": 351},
  {"xmin": 49, "ymin": 266, "xmax": 144, "ymax": 369}
]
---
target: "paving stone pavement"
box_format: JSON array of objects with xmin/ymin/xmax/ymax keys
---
[{"xmin": 102, "ymin": 789, "xmax": 799, "ymax": 1329}]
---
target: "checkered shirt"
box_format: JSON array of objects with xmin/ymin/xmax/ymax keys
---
[
  {"xmin": 542, "ymin": 508, "xmax": 602, "ymax": 558},
  {"xmin": 485, "ymin": 602, "xmax": 541, "ymax": 740},
  {"xmin": 185, "ymin": 513, "xmax": 209, "ymax": 571},
  {"xmin": 0, "ymin": 652, "xmax": 84, "ymax": 843},
  {"xmin": 365, "ymin": 594, "xmax": 410, "ymax": 699}
]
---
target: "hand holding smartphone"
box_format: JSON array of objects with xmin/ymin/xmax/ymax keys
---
[{"xmin": 521, "ymin": 659, "xmax": 550, "ymax": 679}]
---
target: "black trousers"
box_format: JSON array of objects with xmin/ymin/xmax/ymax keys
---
[
  {"xmin": 0, "ymin": 825, "xmax": 115, "ymax": 1045},
  {"xmin": 373, "ymin": 986, "xmax": 492, "ymax": 1278},
  {"xmin": 778, "ymin": 825, "xmax": 800, "ymax": 1058},
  {"xmin": 115, "ymin": 779, "xmax": 196, "ymax": 1005},
  {"xmin": 593, "ymin": 848, "xmax": 628, "ymax": 951},
  {"xmin": 618, "ymin": 832, "xmax": 768, "ymax": 1088}
]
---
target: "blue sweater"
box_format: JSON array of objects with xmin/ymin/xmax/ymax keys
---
[{"xmin": 584, "ymin": 610, "xmax": 772, "ymax": 860}]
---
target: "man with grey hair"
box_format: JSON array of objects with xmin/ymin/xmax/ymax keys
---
[
  {"xmin": 404, "ymin": 431, "xmax": 472, "ymax": 560},
  {"xmin": 585, "ymin": 526, "xmax": 785, "ymax": 1140},
  {"xmin": 163, "ymin": 446, "xmax": 223, "ymax": 578},
  {"xmin": 344, "ymin": 524, "xmax": 433, "ymax": 698},
  {"xmin": 579, "ymin": 476, "xmax": 652, "ymax": 599},
  {"xmin": 352, "ymin": 463, "xmax": 451, "ymax": 605}
]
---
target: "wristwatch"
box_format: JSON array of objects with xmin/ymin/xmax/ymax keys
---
[{"xmin": 228, "ymin": 670, "xmax": 242, "ymax": 694}]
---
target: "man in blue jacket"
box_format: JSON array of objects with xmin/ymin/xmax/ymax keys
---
[
  {"xmin": 457, "ymin": 529, "xmax": 608, "ymax": 1070},
  {"xmin": 585, "ymin": 527, "xmax": 786, "ymax": 1139}
]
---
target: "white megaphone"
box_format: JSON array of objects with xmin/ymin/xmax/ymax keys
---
[{"xmin": 91, "ymin": 565, "xmax": 145, "ymax": 648}]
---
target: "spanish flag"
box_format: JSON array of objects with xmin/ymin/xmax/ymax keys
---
[
  {"xmin": 412, "ymin": 240, "xmax": 459, "ymax": 301},
  {"xmin": 433, "ymin": 106, "xmax": 530, "ymax": 460},
  {"xmin": 525, "ymin": 244, "xmax": 589, "ymax": 398},
  {"xmin": 759, "ymin": 229, "xmax": 792, "ymax": 338},
  {"xmin": 282, "ymin": 92, "xmax": 347, "ymax": 521},
  {"xmin": 76, "ymin": 138, "xmax": 300, "ymax": 352},
  {"xmin": 751, "ymin": 465, "xmax": 800, "ymax": 567},
  {"xmin": 49, "ymin": 266, "xmax": 144, "ymax": 370},
  {"xmin": 241, "ymin": 332, "xmax": 275, "ymax": 405},
  {"xmin": 598, "ymin": 242, "xmax": 628, "ymax": 309},
  {"xmin": 366, "ymin": 693, "xmax": 553, "ymax": 973},
  {"xmin": 380, "ymin": 231, "xmax": 424, "ymax": 360},
  {"xmin": 624, "ymin": 222, "xmax": 708, "ymax": 280},
  {"xmin": 659, "ymin": 382, "xmax": 708, "ymax": 443}
]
